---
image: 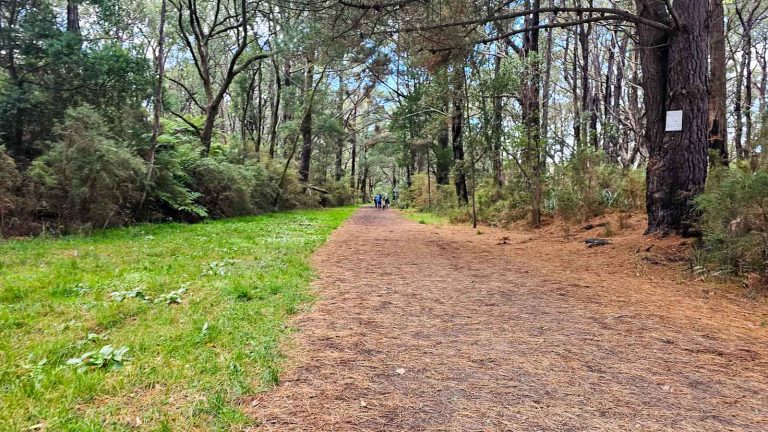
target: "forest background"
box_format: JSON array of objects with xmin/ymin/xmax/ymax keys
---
[{"xmin": 1, "ymin": 0, "xmax": 767, "ymax": 284}]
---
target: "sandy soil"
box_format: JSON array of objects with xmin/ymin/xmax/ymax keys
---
[{"xmin": 245, "ymin": 207, "xmax": 768, "ymax": 431}]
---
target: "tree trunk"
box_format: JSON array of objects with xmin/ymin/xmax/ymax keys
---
[
  {"xmin": 200, "ymin": 109, "xmax": 218, "ymax": 155},
  {"xmin": 281, "ymin": 59, "xmax": 294, "ymax": 158},
  {"xmin": 141, "ymin": 0, "xmax": 168, "ymax": 209},
  {"xmin": 67, "ymin": 0, "xmax": 80, "ymax": 35},
  {"xmin": 349, "ymin": 106, "xmax": 358, "ymax": 191},
  {"xmin": 745, "ymin": 31, "xmax": 754, "ymax": 160},
  {"xmin": 520, "ymin": 0, "xmax": 542, "ymax": 227},
  {"xmin": 707, "ymin": 0, "xmax": 728, "ymax": 166},
  {"xmin": 255, "ymin": 61, "xmax": 263, "ymax": 157},
  {"xmin": 451, "ymin": 66, "xmax": 469, "ymax": 205},
  {"xmin": 636, "ymin": 0, "xmax": 710, "ymax": 235},
  {"xmin": 435, "ymin": 102, "xmax": 452, "ymax": 186},
  {"xmin": 541, "ymin": 22, "xmax": 554, "ymax": 160},
  {"xmin": 578, "ymin": 21, "xmax": 591, "ymax": 148},
  {"xmin": 734, "ymin": 42, "xmax": 746, "ymax": 160},
  {"xmin": 268, "ymin": 57, "xmax": 281, "ymax": 159},
  {"xmin": 298, "ymin": 54, "xmax": 314, "ymax": 183},
  {"xmin": 491, "ymin": 51, "xmax": 504, "ymax": 187},
  {"xmin": 570, "ymin": 29, "xmax": 581, "ymax": 151}
]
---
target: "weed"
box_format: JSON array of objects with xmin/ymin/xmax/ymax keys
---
[
  {"xmin": 110, "ymin": 289, "xmax": 148, "ymax": 302},
  {"xmin": 66, "ymin": 345, "xmax": 130, "ymax": 373},
  {"xmin": 154, "ymin": 287, "xmax": 187, "ymax": 305}
]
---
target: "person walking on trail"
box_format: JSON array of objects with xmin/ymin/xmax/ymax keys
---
[
  {"xmin": 383, "ymin": 196, "xmax": 390, "ymax": 210},
  {"xmin": 374, "ymin": 194, "xmax": 381, "ymax": 209}
]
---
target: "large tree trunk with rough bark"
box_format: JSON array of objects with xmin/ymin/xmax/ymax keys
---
[{"xmin": 636, "ymin": 0, "xmax": 710, "ymax": 235}]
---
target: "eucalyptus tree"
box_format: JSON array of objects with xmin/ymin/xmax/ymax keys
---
[{"xmin": 167, "ymin": 0, "xmax": 273, "ymax": 155}]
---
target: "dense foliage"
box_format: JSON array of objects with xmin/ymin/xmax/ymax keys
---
[{"xmin": 696, "ymin": 167, "xmax": 768, "ymax": 288}]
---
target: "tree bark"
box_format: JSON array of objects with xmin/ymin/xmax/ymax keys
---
[
  {"xmin": 491, "ymin": 52, "xmax": 504, "ymax": 187},
  {"xmin": 298, "ymin": 54, "xmax": 315, "ymax": 183},
  {"xmin": 707, "ymin": 0, "xmax": 728, "ymax": 166},
  {"xmin": 269, "ymin": 57, "xmax": 281, "ymax": 159},
  {"xmin": 335, "ymin": 83, "xmax": 347, "ymax": 182},
  {"xmin": 435, "ymin": 98, "xmax": 452, "ymax": 186},
  {"xmin": 636, "ymin": 0, "xmax": 710, "ymax": 235},
  {"xmin": 67, "ymin": 0, "xmax": 80, "ymax": 35},
  {"xmin": 451, "ymin": 66, "xmax": 469, "ymax": 205},
  {"xmin": 520, "ymin": 0, "xmax": 542, "ymax": 227}
]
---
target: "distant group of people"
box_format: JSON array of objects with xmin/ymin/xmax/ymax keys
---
[{"xmin": 374, "ymin": 194, "xmax": 390, "ymax": 210}]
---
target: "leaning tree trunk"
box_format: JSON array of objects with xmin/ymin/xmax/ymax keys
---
[{"xmin": 636, "ymin": 0, "xmax": 710, "ymax": 235}]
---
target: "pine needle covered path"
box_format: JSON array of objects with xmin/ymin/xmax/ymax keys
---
[{"xmin": 248, "ymin": 207, "xmax": 768, "ymax": 431}]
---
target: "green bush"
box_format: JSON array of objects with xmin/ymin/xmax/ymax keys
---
[
  {"xmin": 321, "ymin": 180, "xmax": 355, "ymax": 207},
  {"xmin": 546, "ymin": 149, "xmax": 644, "ymax": 222},
  {"xmin": 400, "ymin": 173, "xmax": 459, "ymax": 213},
  {"xmin": 474, "ymin": 177, "xmax": 530, "ymax": 226},
  {"xmin": 190, "ymin": 158, "xmax": 271, "ymax": 218},
  {"xmin": 695, "ymin": 166, "xmax": 768, "ymax": 287},
  {"xmin": 28, "ymin": 106, "xmax": 146, "ymax": 232},
  {"xmin": 0, "ymin": 146, "xmax": 22, "ymax": 234}
]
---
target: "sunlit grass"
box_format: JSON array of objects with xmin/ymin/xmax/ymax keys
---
[
  {"xmin": 0, "ymin": 207, "xmax": 355, "ymax": 431},
  {"xmin": 399, "ymin": 209, "xmax": 450, "ymax": 226}
]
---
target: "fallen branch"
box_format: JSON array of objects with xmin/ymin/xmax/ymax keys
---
[{"xmin": 585, "ymin": 238, "xmax": 611, "ymax": 248}]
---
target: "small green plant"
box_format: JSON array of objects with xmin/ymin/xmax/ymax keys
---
[
  {"xmin": 202, "ymin": 260, "xmax": 237, "ymax": 277},
  {"xmin": 66, "ymin": 345, "xmax": 130, "ymax": 373},
  {"xmin": 21, "ymin": 357, "xmax": 48, "ymax": 390},
  {"xmin": 109, "ymin": 289, "xmax": 147, "ymax": 302},
  {"xmin": 154, "ymin": 287, "xmax": 187, "ymax": 305}
]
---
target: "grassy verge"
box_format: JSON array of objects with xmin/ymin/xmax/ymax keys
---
[
  {"xmin": 399, "ymin": 209, "xmax": 450, "ymax": 226},
  {"xmin": 0, "ymin": 207, "xmax": 355, "ymax": 431}
]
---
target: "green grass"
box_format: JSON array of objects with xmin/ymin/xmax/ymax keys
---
[
  {"xmin": 400, "ymin": 209, "xmax": 449, "ymax": 226},
  {"xmin": 0, "ymin": 207, "xmax": 355, "ymax": 431}
]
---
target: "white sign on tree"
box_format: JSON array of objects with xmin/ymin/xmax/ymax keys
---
[{"xmin": 665, "ymin": 110, "xmax": 683, "ymax": 132}]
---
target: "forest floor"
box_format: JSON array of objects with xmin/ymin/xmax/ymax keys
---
[{"xmin": 247, "ymin": 207, "xmax": 768, "ymax": 431}]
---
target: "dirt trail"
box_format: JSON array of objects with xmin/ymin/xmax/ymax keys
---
[{"xmin": 247, "ymin": 208, "xmax": 768, "ymax": 431}]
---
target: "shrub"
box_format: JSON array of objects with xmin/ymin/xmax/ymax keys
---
[
  {"xmin": 0, "ymin": 146, "xmax": 21, "ymax": 234},
  {"xmin": 321, "ymin": 180, "xmax": 355, "ymax": 207},
  {"xmin": 142, "ymin": 120, "xmax": 209, "ymax": 220},
  {"xmin": 28, "ymin": 105, "xmax": 146, "ymax": 231},
  {"xmin": 695, "ymin": 166, "xmax": 768, "ymax": 288},
  {"xmin": 400, "ymin": 173, "xmax": 459, "ymax": 214},
  {"xmin": 189, "ymin": 158, "xmax": 263, "ymax": 218},
  {"xmin": 546, "ymin": 148, "xmax": 644, "ymax": 222}
]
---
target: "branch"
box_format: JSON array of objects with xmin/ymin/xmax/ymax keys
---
[{"xmin": 384, "ymin": 7, "xmax": 672, "ymax": 34}]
